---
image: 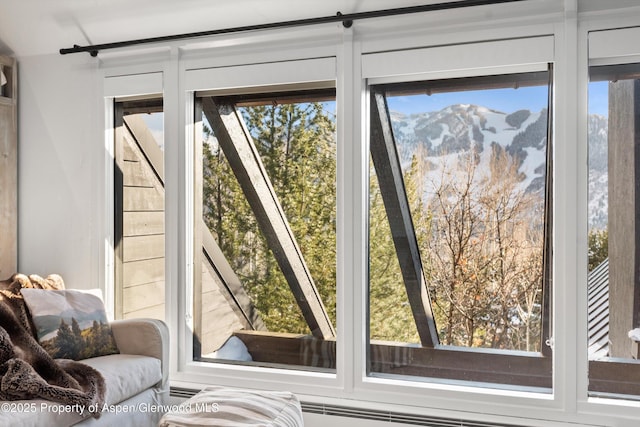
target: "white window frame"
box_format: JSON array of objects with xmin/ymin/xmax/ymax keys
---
[
  {"xmin": 172, "ymin": 55, "xmax": 346, "ymax": 394},
  {"xmin": 577, "ymin": 15, "xmax": 640, "ymax": 420},
  {"xmin": 350, "ymin": 33, "xmax": 568, "ymax": 414},
  {"xmin": 171, "ymin": 13, "xmax": 584, "ymax": 426},
  {"xmin": 102, "ymin": 70, "xmax": 164, "ymax": 321}
]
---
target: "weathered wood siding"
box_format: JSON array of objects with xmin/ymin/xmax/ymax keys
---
[
  {"xmin": 198, "ymin": 257, "xmax": 245, "ymax": 355},
  {"xmin": 117, "ymin": 115, "xmax": 165, "ymax": 321},
  {"xmin": 0, "ymin": 56, "xmax": 17, "ymax": 280}
]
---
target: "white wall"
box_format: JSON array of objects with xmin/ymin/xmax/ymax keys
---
[{"xmin": 17, "ymin": 52, "xmax": 102, "ymax": 290}]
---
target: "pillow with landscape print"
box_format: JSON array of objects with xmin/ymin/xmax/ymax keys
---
[{"xmin": 21, "ymin": 288, "xmax": 119, "ymax": 360}]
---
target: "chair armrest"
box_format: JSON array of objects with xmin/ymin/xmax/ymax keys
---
[{"xmin": 110, "ymin": 318, "xmax": 170, "ymax": 388}]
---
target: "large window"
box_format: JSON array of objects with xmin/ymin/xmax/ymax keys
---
[
  {"xmin": 99, "ymin": 8, "xmax": 640, "ymax": 426},
  {"xmin": 114, "ymin": 98, "xmax": 165, "ymax": 321},
  {"xmin": 192, "ymin": 88, "xmax": 337, "ymax": 371},
  {"xmin": 588, "ymin": 63, "xmax": 640, "ymax": 396},
  {"xmin": 368, "ymin": 71, "xmax": 553, "ymax": 388}
]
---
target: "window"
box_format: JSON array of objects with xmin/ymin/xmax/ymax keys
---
[
  {"xmin": 588, "ymin": 63, "xmax": 640, "ymax": 396},
  {"xmin": 192, "ymin": 88, "xmax": 337, "ymax": 371},
  {"xmin": 368, "ymin": 71, "xmax": 553, "ymax": 388},
  {"xmin": 113, "ymin": 98, "xmax": 165, "ymax": 321}
]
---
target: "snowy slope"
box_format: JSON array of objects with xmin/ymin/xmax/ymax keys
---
[{"xmin": 389, "ymin": 105, "xmax": 608, "ymax": 229}]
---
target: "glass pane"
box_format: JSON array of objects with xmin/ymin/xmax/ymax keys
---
[
  {"xmin": 195, "ymin": 90, "xmax": 337, "ymax": 372},
  {"xmin": 588, "ymin": 64, "xmax": 640, "ymax": 396},
  {"xmin": 115, "ymin": 101, "xmax": 165, "ymax": 321},
  {"xmin": 368, "ymin": 72, "xmax": 551, "ymax": 385}
]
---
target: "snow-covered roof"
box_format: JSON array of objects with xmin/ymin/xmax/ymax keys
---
[{"xmin": 588, "ymin": 258, "xmax": 610, "ymax": 359}]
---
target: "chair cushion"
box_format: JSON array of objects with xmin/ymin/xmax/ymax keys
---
[{"xmin": 81, "ymin": 353, "xmax": 162, "ymax": 406}]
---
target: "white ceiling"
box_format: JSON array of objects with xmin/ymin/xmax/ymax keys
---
[
  {"xmin": 0, "ymin": 0, "xmax": 437, "ymax": 58},
  {"xmin": 3, "ymin": 0, "xmax": 638, "ymax": 58}
]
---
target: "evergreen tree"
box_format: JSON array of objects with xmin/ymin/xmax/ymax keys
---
[{"xmin": 588, "ymin": 228, "xmax": 608, "ymax": 271}]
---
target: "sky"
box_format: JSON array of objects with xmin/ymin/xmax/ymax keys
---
[
  {"xmin": 588, "ymin": 81, "xmax": 608, "ymax": 116},
  {"xmin": 386, "ymin": 82, "xmax": 610, "ymax": 117},
  {"xmin": 135, "ymin": 82, "xmax": 610, "ymax": 144},
  {"xmin": 387, "ymin": 86, "xmax": 549, "ymax": 116},
  {"xmin": 140, "ymin": 112, "xmax": 165, "ymax": 150}
]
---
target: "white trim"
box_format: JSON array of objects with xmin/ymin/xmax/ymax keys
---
[
  {"xmin": 174, "ymin": 52, "xmax": 342, "ymax": 388},
  {"xmin": 578, "ymin": 6, "xmax": 640, "ymax": 425},
  {"xmin": 182, "ymin": 89, "xmax": 195, "ymax": 366},
  {"xmin": 551, "ymin": 6, "xmax": 579, "ymax": 415},
  {"xmin": 336, "ymin": 26, "xmax": 354, "ymax": 394},
  {"xmin": 362, "ymin": 36, "xmax": 554, "ymax": 82},
  {"xmin": 184, "ymin": 57, "xmax": 336, "ymax": 92},
  {"xmin": 589, "ymin": 26, "xmax": 640, "ymax": 62},
  {"xmin": 101, "ymin": 70, "xmax": 165, "ymax": 321},
  {"xmin": 103, "ymin": 71, "xmax": 163, "ymax": 98},
  {"xmin": 102, "ymin": 97, "xmax": 115, "ymax": 321},
  {"xmin": 164, "ymin": 46, "xmax": 183, "ymax": 378},
  {"xmin": 575, "ymin": 5, "xmax": 593, "ymax": 414}
]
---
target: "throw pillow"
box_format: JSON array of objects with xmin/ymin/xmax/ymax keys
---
[{"xmin": 20, "ymin": 288, "xmax": 119, "ymax": 360}]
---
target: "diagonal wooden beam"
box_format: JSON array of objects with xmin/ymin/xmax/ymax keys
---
[
  {"xmin": 201, "ymin": 221, "xmax": 266, "ymax": 332},
  {"xmin": 370, "ymin": 89, "xmax": 439, "ymax": 348},
  {"xmin": 202, "ymin": 97, "xmax": 335, "ymax": 339}
]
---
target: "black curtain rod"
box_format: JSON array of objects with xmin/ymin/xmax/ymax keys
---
[{"xmin": 60, "ymin": 0, "xmax": 526, "ymax": 57}]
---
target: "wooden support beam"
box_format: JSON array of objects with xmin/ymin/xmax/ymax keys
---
[
  {"xmin": 608, "ymin": 79, "xmax": 640, "ymax": 358},
  {"xmin": 369, "ymin": 90, "xmax": 439, "ymax": 348},
  {"xmin": 201, "ymin": 222, "xmax": 266, "ymax": 332},
  {"xmin": 202, "ymin": 97, "xmax": 335, "ymax": 339},
  {"xmin": 590, "ymin": 360, "xmax": 640, "ymax": 395},
  {"xmin": 230, "ymin": 330, "xmax": 336, "ymax": 370},
  {"xmin": 370, "ymin": 341, "xmax": 551, "ymax": 388},
  {"xmin": 124, "ymin": 115, "xmax": 164, "ymax": 182}
]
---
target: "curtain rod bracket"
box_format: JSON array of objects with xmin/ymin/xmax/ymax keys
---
[{"xmin": 337, "ymin": 12, "xmax": 353, "ymax": 28}]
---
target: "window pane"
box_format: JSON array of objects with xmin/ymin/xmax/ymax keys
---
[
  {"xmin": 114, "ymin": 99, "xmax": 165, "ymax": 321},
  {"xmin": 194, "ymin": 90, "xmax": 337, "ymax": 372},
  {"xmin": 588, "ymin": 64, "xmax": 640, "ymax": 396},
  {"xmin": 368, "ymin": 72, "xmax": 551, "ymax": 387}
]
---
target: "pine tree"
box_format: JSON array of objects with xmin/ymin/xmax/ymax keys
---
[{"xmin": 588, "ymin": 228, "xmax": 608, "ymax": 271}]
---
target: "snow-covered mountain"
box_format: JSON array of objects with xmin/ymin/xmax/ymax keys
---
[
  {"xmin": 390, "ymin": 104, "xmax": 548, "ymax": 195},
  {"xmin": 588, "ymin": 114, "xmax": 608, "ymax": 231},
  {"xmin": 388, "ymin": 104, "xmax": 608, "ymax": 229}
]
